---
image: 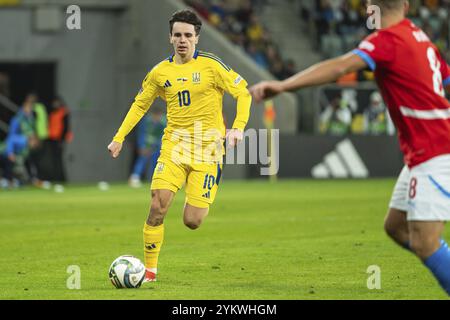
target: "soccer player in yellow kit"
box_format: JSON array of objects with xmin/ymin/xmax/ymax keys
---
[{"xmin": 107, "ymin": 9, "xmax": 252, "ymax": 282}]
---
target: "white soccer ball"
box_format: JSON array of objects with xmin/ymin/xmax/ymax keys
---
[
  {"xmin": 98, "ymin": 181, "xmax": 110, "ymax": 191},
  {"xmin": 108, "ymin": 255, "xmax": 145, "ymax": 289}
]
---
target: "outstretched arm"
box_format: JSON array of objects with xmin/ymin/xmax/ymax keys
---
[{"xmin": 250, "ymin": 52, "xmax": 368, "ymax": 103}]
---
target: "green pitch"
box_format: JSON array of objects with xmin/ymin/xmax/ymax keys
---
[{"xmin": 0, "ymin": 179, "xmax": 447, "ymax": 300}]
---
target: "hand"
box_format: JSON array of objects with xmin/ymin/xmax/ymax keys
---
[
  {"xmin": 226, "ymin": 128, "xmax": 243, "ymax": 148},
  {"xmin": 108, "ymin": 141, "xmax": 122, "ymax": 158},
  {"xmin": 249, "ymin": 81, "xmax": 284, "ymax": 103}
]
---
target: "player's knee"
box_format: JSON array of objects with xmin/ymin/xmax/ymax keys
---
[
  {"xmin": 152, "ymin": 195, "xmax": 171, "ymax": 214},
  {"xmin": 183, "ymin": 217, "xmax": 202, "ymax": 230}
]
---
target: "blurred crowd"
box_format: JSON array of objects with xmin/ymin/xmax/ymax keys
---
[
  {"xmin": 0, "ymin": 93, "xmax": 72, "ymax": 189},
  {"xmin": 319, "ymin": 89, "xmax": 395, "ymax": 136},
  {"xmin": 300, "ymin": 0, "xmax": 449, "ymax": 135},
  {"xmin": 300, "ymin": 0, "xmax": 450, "ymax": 63},
  {"xmin": 184, "ymin": 0, "xmax": 297, "ymax": 79}
]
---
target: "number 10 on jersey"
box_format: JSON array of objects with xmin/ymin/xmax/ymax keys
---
[{"xmin": 178, "ymin": 90, "xmax": 191, "ymax": 107}]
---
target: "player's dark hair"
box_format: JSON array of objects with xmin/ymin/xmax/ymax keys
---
[
  {"xmin": 169, "ymin": 9, "xmax": 202, "ymax": 35},
  {"xmin": 370, "ymin": 0, "xmax": 405, "ymax": 11}
]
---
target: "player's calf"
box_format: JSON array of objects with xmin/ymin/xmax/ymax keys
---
[
  {"xmin": 143, "ymin": 189, "xmax": 175, "ymax": 281},
  {"xmin": 147, "ymin": 190, "xmax": 173, "ymax": 226},
  {"xmin": 384, "ymin": 208, "xmax": 410, "ymax": 250},
  {"xmin": 408, "ymin": 221, "xmax": 450, "ymax": 295},
  {"xmin": 408, "ymin": 221, "xmax": 444, "ymax": 260}
]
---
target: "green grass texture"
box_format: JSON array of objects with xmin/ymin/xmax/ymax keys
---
[{"xmin": 0, "ymin": 179, "xmax": 447, "ymax": 299}]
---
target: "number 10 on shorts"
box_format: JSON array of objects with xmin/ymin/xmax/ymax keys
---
[{"xmin": 203, "ymin": 174, "xmax": 215, "ymax": 190}]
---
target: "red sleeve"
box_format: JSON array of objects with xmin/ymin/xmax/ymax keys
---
[{"xmin": 352, "ymin": 32, "xmax": 395, "ymax": 71}]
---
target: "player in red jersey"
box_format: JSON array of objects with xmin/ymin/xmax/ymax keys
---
[{"xmin": 250, "ymin": 0, "xmax": 450, "ymax": 295}]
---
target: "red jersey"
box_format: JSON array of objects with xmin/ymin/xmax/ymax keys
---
[{"xmin": 353, "ymin": 19, "xmax": 450, "ymax": 167}]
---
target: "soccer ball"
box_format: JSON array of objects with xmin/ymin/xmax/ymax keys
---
[{"xmin": 108, "ymin": 255, "xmax": 145, "ymax": 289}]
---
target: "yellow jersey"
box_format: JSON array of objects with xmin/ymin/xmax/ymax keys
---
[{"xmin": 113, "ymin": 50, "xmax": 251, "ymax": 163}]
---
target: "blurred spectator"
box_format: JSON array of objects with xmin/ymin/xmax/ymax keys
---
[
  {"xmin": 271, "ymin": 60, "xmax": 286, "ymax": 80},
  {"xmin": 0, "ymin": 134, "xmax": 39, "ymax": 188},
  {"xmin": 0, "ymin": 73, "xmax": 12, "ymax": 142},
  {"xmin": 7, "ymin": 94, "xmax": 42, "ymax": 186},
  {"xmin": 247, "ymin": 42, "xmax": 269, "ymax": 69},
  {"xmin": 29, "ymin": 93, "xmax": 49, "ymax": 141},
  {"xmin": 47, "ymin": 96, "xmax": 73, "ymax": 183},
  {"xmin": 305, "ymin": 0, "xmax": 450, "ymax": 65},
  {"xmin": 11, "ymin": 94, "xmax": 38, "ymax": 140},
  {"xmin": 272, "ymin": 58, "xmax": 297, "ymax": 80},
  {"xmin": 307, "ymin": 1, "xmax": 449, "ymax": 135},
  {"xmin": 129, "ymin": 107, "xmax": 166, "ymax": 188},
  {"xmin": 28, "ymin": 93, "xmax": 49, "ymax": 181},
  {"xmin": 0, "ymin": 148, "xmax": 14, "ymax": 188},
  {"xmin": 184, "ymin": 0, "xmax": 298, "ymax": 79},
  {"xmin": 319, "ymin": 94, "xmax": 352, "ymax": 135},
  {"xmin": 188, "ymin": 0, "xmax": 211, "ymax": 19},
  {"xmin": 363, "ymin": 91, "xmax": 395, "ymax": 135},
  {"xmin": 246, "ymin": 14, "xmax": 264, "ymax": 42}
]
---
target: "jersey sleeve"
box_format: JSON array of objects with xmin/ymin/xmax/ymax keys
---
[
  {"xmin": 213, "ymin": 60, "xmax": 252, "ymax": 131},
  {"xmin": 113, "ymin": 68, "xmax": 160, "ymax": 143},
  {"xmin": 352, "ymin": 32, "xmax": 395, "ymax": 71}
]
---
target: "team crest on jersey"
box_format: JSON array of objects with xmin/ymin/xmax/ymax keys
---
[
  {"xmin": 192, "ymin": 72, "xmax": 201, "ymax": 84},
  {"xmin": 156, "ymin": 162, "xmax": 164, "ymax": 173}
]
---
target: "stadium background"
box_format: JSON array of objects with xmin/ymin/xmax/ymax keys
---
[
  {"xmin": 3, "ymin": 0, "xmax": 448, "ymax": 183},
  {"xmin": 0, "ymin": 0, "xmax": 450, "ymax": 300}
]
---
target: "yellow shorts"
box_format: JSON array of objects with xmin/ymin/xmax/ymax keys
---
[{"xmin": 150, "ymin": 159, "xmax": 223, "ymax": 209}]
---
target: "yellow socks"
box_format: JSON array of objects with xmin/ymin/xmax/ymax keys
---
[{"xmin": 143, "ymin": 223, "xmax": 164, "ymax": 273}]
